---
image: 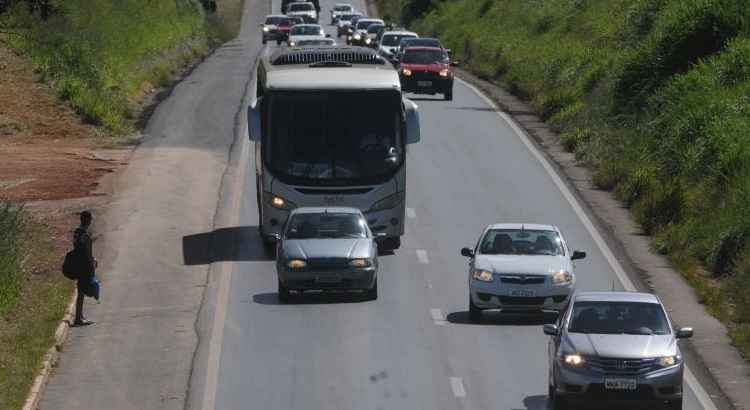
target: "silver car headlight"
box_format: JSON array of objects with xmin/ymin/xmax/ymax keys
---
[
  {"xmin": 563, "ymin": 353, "xmax": 585, "ymax": 367},
  {"xmin": 658, "ymin": 355, "xmax": 681, "ymax": 368},
  {"xmin": 551, "ymin": 270, "xmax": 573, "ymax": 284},
  {"xmin": 472, "ymin": 269, "xmax": 493, "ymax": 282},
  {"xmin": 349, "ymin": 258, "xmax": 373, "ymax": 268},
  {"xmin": 287, "ymin": 259, "xmax": 307, "ymax": 269}
]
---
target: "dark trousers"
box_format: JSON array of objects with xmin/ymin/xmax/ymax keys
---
[{"xmin": 74, "ymin": 278, "xmax": 87, "ymax": 322}]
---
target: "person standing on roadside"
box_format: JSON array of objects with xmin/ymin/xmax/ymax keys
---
[{"xmin": 73, "ymin": 210, "xmax": 96, "ymax": 326}]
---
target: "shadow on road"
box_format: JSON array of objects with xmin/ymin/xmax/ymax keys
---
[
  {"xmin": 253, "ymin": 291, "xmax": 372, "ymax": 305},
  {"xmin": 182, "ymin": 226, "xmax": 273, "ymax": 265},
  {"xmin": 450, "ymin": 106, "xmax": 497, "ymax": 112},
  {"xmin": 511, "ymin": 395, "xmax": 549, "ymax": 410},
  {"xmin": 446, "ymin": 310, "xmax": 557, "ymax": 326}
]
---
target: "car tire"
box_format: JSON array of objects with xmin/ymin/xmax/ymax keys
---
[
  {"xmin": 665, "ymin": 398, "xmax": 682, "ymax": 410},
  {"xmin": 469, "ymin": 295, "xmax": 481, "ymax": 322},
  {"xmin": 444, "ymin": 89, "xmax": 453, "ymax": 101},
  {"xmin": 278, "ymin": 279, "xmax": 290, "ymax": 303},
  {"xmin": 365, "ymin": 278, "xmax": 378, "ymax": 301}
]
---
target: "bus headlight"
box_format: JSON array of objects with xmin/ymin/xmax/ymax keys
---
[
  {"xmin": 367, "ymin": 192, "xmax": 404, "ymax": 213},
  {"xmin": 265, "ymin": 193, "xmax": 297, "ymax": 210}
]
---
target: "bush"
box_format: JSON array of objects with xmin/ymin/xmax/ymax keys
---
[{"xmin": 0, "ymin": 203, "xmax": 24, "ymax": 315}]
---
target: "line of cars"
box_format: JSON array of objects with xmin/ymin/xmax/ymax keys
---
[
  {"xmin": 252, "ymin": 5, "xmax": 694, "ymax": 408},
  {"xmin": 261, "ymin": 1, "xmax": 337, "ymax": 46}
]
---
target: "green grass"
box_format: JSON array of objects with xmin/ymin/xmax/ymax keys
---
[
  {"xmin": 2, "ymin": 0, "xmax": 214, "ymax": 133},
  {"xmin": 0, "ymin": 206, "xmax": 73, "ymax": 409},
  {"xmin": 384, "ymin": 0, "xmax": 750, "ymax": 357}
]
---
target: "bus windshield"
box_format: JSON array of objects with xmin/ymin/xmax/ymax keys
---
[{"xmin": 265, "ymin": 91, "xmax": 403, "ymax": 186}]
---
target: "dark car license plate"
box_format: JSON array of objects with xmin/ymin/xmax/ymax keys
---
[
  {"xmin": 604, "ymin": 378, "xmax": 637, "ymax": 390},
  {"xmin": 417, "ymin": 81, "xmax": 432, "ymax": 87}
]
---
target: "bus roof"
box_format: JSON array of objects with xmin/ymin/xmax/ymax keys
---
[{"xmin": 261, "ymin": 47, "xmax": 401, "ymax": 91}]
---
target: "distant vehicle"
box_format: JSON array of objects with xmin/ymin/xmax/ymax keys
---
[
  {"xmin": 460, "ymin": 223, "xmax": 586, "ymax": 320},
  {"xmin": 274, "ymin": 207, "xmax": 381, "ymax": 302},
  {"xmin": 292, "ymin": 38, "xmax": 336, "ymax": 47},
  {"xmin": 377, "ymin": 31, "xmax": 418, "ymax": 61},
  {"xmin": 249, "ymin": 47, "xmax": 421, "ymax": 251},
  {"xmin": 286, "ymin": 2, "xmax": 318, "ymax": 23},
  {"xmin": 544, "ymin": 291, "xmax": 693, "ymax": 410},
  {"xmin": 398, "ymin": 46, "xmax": 459, "ymax": 100},
  {"xmin": 364, "ymin": 23, "xmax": 384, "ymax": 47},
  {"xmin": 287, "ymin": 24, "xmax": 327, "ymax": 47},
  {"xmin": 344, "ymin": 14, "xmax": 364, "ymax": 42},
  {"xmin": 336, "ymin": 13, "xmax": 361, "ymax": 37},
  {"xmin": 281, "ymin": 0, "xmax": 319, "ymax": 14},
  {"xmin": 349, "ymin": 18, "xmax": 384, "ymax": 46},
  {"xmin": 260, "ymin": 15, "xmax": 295, "ymax": 45},
  {"xmin": 330, "ymin": 3, "xmax": 353, "ymax": 24},
  {"xmin": 395, "ymin": 37, "xmax": 450, "ymax": 62}
]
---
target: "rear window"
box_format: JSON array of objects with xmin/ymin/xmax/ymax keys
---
[{"xmin": 289, "ymin": 3, "xmax": 313, "ymax": 11}]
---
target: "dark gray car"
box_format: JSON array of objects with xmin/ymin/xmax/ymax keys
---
[
  {"xmin": 275, "ymin": 207, "xmax": 379, "ymax": 302},
  {"xmin": 544, "ymin": 292, "xmax": 693, "ymax": 410}
]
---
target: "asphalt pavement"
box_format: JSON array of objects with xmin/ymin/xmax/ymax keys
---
[{"xmin": 197, "ymin": 0, "xmax": 718, "ymax": 409}]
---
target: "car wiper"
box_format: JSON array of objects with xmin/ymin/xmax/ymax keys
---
[{"xmin": 623, "ymin": 328, "xmax": 654, "ymax": 335}]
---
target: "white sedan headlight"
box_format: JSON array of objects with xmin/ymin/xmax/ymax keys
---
[
  {"xmin": 263, "ymin": 26, "xmax": 270, "ymax": 32},
  {"xmin": 472, "ymin": 269, "xmax": 493, "ymax": 282},
  {"xmin": 551, "ymin": 270, "xmax": 573, "ymax": 284}
]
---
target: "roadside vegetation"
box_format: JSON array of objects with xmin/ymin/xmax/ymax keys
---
[
  {"xmin": 0, "ymin": 0, "xmax": 223, "ymax": 134},
  {"xmin": 378, "ymin": 0, "xmax": 750, "ymax": 358}
]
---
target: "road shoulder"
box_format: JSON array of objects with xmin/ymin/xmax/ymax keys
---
[{"xmin": 454, "ymin": 67, "xmax": 749, "ymax": 410}]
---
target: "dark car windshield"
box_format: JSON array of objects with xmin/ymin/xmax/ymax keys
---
[
  {"xmin": 367, "ymin": 24, "xmax": 384, "ymax": 34},
  {"xmin": 401, "ymin": 49, "xmax": 446, "ymax": 64},
  {"xmin": 340, "ymin": 14, "xmax": 358, "ymax": 21},
  {"xmin": 401, "ymin": 38, "xmax": 442, "ymax": 49},
  {"xmin": 266, "ymin": 16, "xmax": 291, "ymax": 25},
  {"xmin": 265, "ymin": 91, "xmax": 403, "ymax": 186},
  {"xmin": 285, "ymin": 213, "xmax": 368, "ymax": 239},
  {"xmin": 568, "ymin": 302, "xmax": 671, "ymax": 335},
  {"xmin": 289, "ymin": 3, "xmax": 313, "ymax": 11},
  {"xmin": 356, "ymin": 20, "xmax": 380, "ymax": 30},
  {"xmin": 290, "ymin": 25, "xmax": 323, "ymax": 35},
  {"xmin": 333, "ymin": 5, "xmax": 352, "ymax": 11},
  {"xmin": 381, "ymin": 34, "xmax": 416, "ymax": 47},
  {"xmin": 479, "ymin": 229, "xmax": 564, "ymax": 256}
]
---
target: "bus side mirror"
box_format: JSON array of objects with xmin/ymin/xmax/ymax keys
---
[
  {"xmin": 248, "ymin": 97, "xmax": 262, "ymax": 141},
  {"xmin": 404, "ymin": 98, "xmax": 420, "ymax": 144}
]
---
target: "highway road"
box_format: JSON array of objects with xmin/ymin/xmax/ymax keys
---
[{"xmin": 194, "ymin": 0, "xmax": 719, "ymax": 409}]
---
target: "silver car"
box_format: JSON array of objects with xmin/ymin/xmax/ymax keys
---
[
  {"xmin": 544, "ymin": 292, "xmax": 693, "ymax": 410},
  {"xmin": 461, "ymin": 223, "xmax": 586, "ymax": 320},
  {"xmin": 275, "ymin": 207, "xmax": 379, "ymax": 302}
]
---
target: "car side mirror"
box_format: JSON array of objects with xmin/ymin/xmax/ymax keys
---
[
  {"xmin": 543, "ymin": 324, "xmax": 559, "ymax": 336},
  {"xmin": 403, "ymin": 98, "xmax": 420, "ymax": 144},
  {"xmin": 571, "ymin": 250, "xmax": 586, "ymax": 260},
  {"xmin": 247, "ymin": 97, "xmax": 263, "ymax": 141},
  {"xmin": 676, "ymin": 327, "xmax": 693, "ymax": 339},
  {"xmin": 451, "ymin": 60, "xmax": 460, "ymax": 67},
  {"xmin": 460, "ymin": 247, "xmax": 474, "ymax": 258}
]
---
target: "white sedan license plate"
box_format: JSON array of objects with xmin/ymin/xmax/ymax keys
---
[
  {"xmin": 605, "ymin": 378, "xmax": 637, "ymax": 390},
  {"xmin": 417, "ymin": 80, "xmax": 432, "ymax": 87},
  {"xmin": 509, "ymin": 289, "xmax": 535, "ymax": 297}
]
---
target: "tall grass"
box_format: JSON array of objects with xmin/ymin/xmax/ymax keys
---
[
  {"xmin": 0, "ymin": 203, "xmax": 24, "ymax": 316},
  {"xmin": 3, "ymin": 0, "xmax": 210, "ymax": 132},
  {"xmin": 397, "ymin": 0, "xmax": 750, "ymax": 356}
]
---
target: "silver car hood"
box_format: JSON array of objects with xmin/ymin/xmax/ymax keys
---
[
  {"xmin": 282, "ymin": 238, "xmax": 372, "ymax": 260},
  {"xmin": 475, "ymin": 255, "xmax": 571, "ymax": 275},
  {"xmin": 564, "ymin": 332, "xmax": 677, "ymax": 358}
]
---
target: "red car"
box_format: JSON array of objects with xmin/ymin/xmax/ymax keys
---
[{"xmin": 398, "ymin": 46, "xmax": 458, "ymax": 101}]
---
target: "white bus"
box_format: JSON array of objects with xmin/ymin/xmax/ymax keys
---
[{"xmin": 248, "ymin": 47, "xmax": 420, "ymax": 251}]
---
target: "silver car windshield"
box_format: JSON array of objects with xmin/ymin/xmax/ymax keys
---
[
  {"xmin": 289, "ymin": 3, "xmax": 314, "ymax": 11},
  {"xmin": 568, "ymin": 302, "xmax": 670, "ymax": 335},
  {"xmin": 333, "ymin": 5, "xmax": 351, "ymax": 11},
  {"xmin": 479, "ymin": 229, "xmax": 564, "ymax": 256},
  {"xmin": 291, "ymin": 26, "xmax": 323, "ymax": 35},
  {"xmin": 285, "ymin": 213, "xmax": 368, "ymax": 239}
]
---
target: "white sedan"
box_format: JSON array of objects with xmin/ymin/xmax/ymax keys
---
[
  {"xmin": 461, "ymin": 223, "xmax": 586, "ymax": 320},
  {"xmin": 287, "ymin": 24, "xmax": 328, "ymax": 47}
]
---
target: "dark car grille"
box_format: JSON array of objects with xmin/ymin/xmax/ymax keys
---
[
  {"xmin": 499, "ymin": 275, "xmax": 546, "ymax": 285},
  {"xmin": 587, "ymin": 357, "xmax": 659, "ymax": 375},
  {"xmin": 305, "ymin": 257, "xmax": 350, "ymax": 271},
  {"xmin": 587, "ymin": 384, "xmax": 655, "ymax": 400},
  {"xmin": 408, "ymin": 71, "xmax": 439, "ymax": 81},
  {"xmin": 498, "ymin": 296, "xmax": 546, "ymax": 305}
]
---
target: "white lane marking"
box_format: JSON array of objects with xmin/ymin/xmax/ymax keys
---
[
  {"xmin": 201, "ymin": 114, "xmax": 249, "ymax": 410},
  {"xmin": 431, "ymin": 308, "xmax": 446, "ymax": 325},
  {"xmin": 450, "ymin": 377, "xmax": 466, "ymax": 398},
  {"xmin": 416, "ymin": 249, "xmax": 429, "ymax": 264},
  {"xmin": 406, "ymin": 207, "xmax": 416, "ymax": 219},
  {"xmin": 457, "ymin": 77, "xmax": 718, "ymax": 410}
]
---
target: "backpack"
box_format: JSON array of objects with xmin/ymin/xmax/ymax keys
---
[{"xmin": 62, "ymin": 249, "xmax": 84, "ymax": 280}]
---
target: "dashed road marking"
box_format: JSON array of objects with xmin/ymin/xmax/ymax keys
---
[
  {"xmin": 406, "ymin": 207, "xmax": 416, "ymax": 219},
  {"xmin": 430, "ymin": 308, "xmax": 446, "ymax": 325},
  {"xmin": 416, "ymin": 249, "xmax": 429, "ymax": 264},
  {"xmin": 450, "ymin": 377, "xmax": 466, "ymax": 398}
]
